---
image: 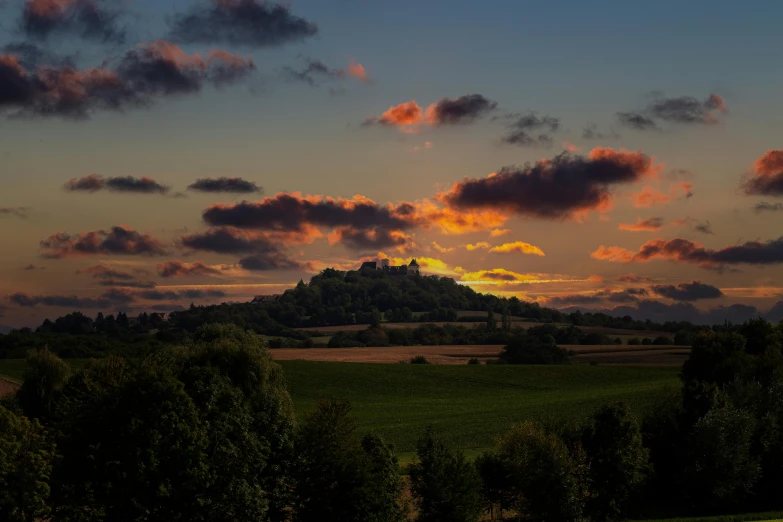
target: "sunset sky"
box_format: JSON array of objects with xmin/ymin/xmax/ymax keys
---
[{"xmin": 1, "ymin": 0, "xmax": 783, "ymax": 328}]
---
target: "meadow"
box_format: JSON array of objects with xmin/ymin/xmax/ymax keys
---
[{"xmin": 0, "ymin": 358, "xmax": 680, "ymax": 457}]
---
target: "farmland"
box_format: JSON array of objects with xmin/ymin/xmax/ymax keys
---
[{"xmin": 0, "ymin": 358, "xmax": 680, "ymax": 455}]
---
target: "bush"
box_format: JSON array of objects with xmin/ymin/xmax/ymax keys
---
[
  {"xmin": 409, "ymin": 427, "xmax": 483, "ymax": 522},
  {"xmin": 16, "ymin": 346, "xmax": 72, "ymax": 420},
  {"xmin": 628, "ymin": 337, "xmax": 642, "ymax": 345},
  {"xmin": 410, "ymin": 356, "xmax": 430, "ymax": 365},
  {"xmin": 467, "ymin": 358, "xmax": 481, "ymax": 365}
]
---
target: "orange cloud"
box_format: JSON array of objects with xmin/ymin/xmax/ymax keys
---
[
  {"xmin": 488, "ymin": 241, "xmax": 546, "ymax": 256},
  {"xmin": 407, "ymin": 199, "xmax": 508, "ymax": 235},
  {"xmin": 490, "ymin": 228, "xmax": 510, "ymax": 237},
  {"xmin": 373, "ymin": 101, "xmax": 423, "ymax": 132},
  {"xmin": 590, "ymin": 246, "xmax": 635, "ymax": 263},
  {"xmin": 466, "ymin": 242, "xmax": 490, "ymax": 251},
  {"xmin": 459, "ymin": 268, "xmax": 541, "ymax": 283},
  {"xmin": 631, "ymin": 183, "xmax": 693, "ymax": 208},
  {"xmin": 347, "ymin": 59, "xmax": 370, "ymax": 82},
  {"xmin": 742, "ymin": 150, "xmax": 783, "ymax": 196},
  {"xmin": 618, "ymin": 217, "xmax": 665, "ymax": 232},
  {"xmin": 432, "ymin": 241, "xmax": 455, "ymax": 253}
]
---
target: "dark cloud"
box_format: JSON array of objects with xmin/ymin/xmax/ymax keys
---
[
  {"xmin": 40, "ymin": 225, "xmax": 168, "ymax": 258},
  {"xmin": 548, "ymin": 288, "xmax": 647, "ymax": 307},
  {"xmin": 563, "ymin": 299, "xmax": 762, "ymax": 326},
  {"xmin": 329, "ymin": 227, "xmax": 411, "ymax": 250},
  {"xmin": 439, "ymin": 148, "xmax": 658, "ymax": 220},
  {"xmin": 619, "ymin": 217, "xmax": 665, "ymax": 232},
  {"xmin": 616, "ymin": 112, "xmax": 659, "ymax": 131},
  {"xmin": 2, "ymin": 42, "xmax": 75, "ymax": 69},
  {"xmin": 181, "ymin": 228, "xmax": 306, "ymax": 271},
  {"xmin": 694, "ymin": 221, "xmax": 714, "ymax": 235},
  {"xmin": 281, "ymin": 56, "xmax": 343, "ymax": 87},
  {"xmin": 77, "ymin": 264, "xmax": 136, "ymax": 280},
  {"xmin": 616, "ymin": 274, "xmax": 653, "ymax": 283},
  {"xmin": 742, "ymin": 150, "xmax": 783, "ymax": 197},
  {"xmin": 22, "ymin": 0, "xmax": 126, "ymax": 43},
  {"xmin": 593, "ymin": 236, "xmax": 783, "ymax": 269},
  {"xmin": 581, "ymin": 123, "xmax": 620, "ymax": 140},
  {"xmin": 137, "ymin": 289, "xmax": 226, "ymax": 301},
  {"xmin": 427, "ymin": 94, "xmax": 497, "ymax": 125},
  {"xmin": 203, "ymin": 193, "xmax": 416, "ymax": 233},
  {"xmin": 187, "ymin": 177, "xmax": 262, "ymax": 194},
  {"xmin": 22, "ymin": 264, "xmax": 45, "ymax": 270},
  {"xmin": 0, "ymin": 40, "xmax": 255, "ymax": 119},
  {"xmin": 650, "ymin": 281, "xmax": 723, "ymax": 301},
  {"xmin": 167, "ymin": 0, "xmax": 318, "ymax": 48},
  {"xmin": 157, "ymin": 260, "xmax": 222, "ymax": 278},
  {"xmin": 8, "ymin": 289, "xmax": 134, "ymax": 308},
  {"xmin": 500, "ymin": 112, "xmax": 560, "ymax": 147},
  {"xmin": 618, "ymin": 93, "xmax": 727, "ymax": 131},
  {"xmin": 98, "ymin": 279, "xmax": 156, "ymax": 289},
  {"xmin": 64, "ymin": 174, "xmax": 170, "ymax": 194},
  {"xmin": 755, "ymin": 202, "xmax": 783, "ymax": 213},
  {"xmin": 0, "ymin": 207, "xmax": 28, "ymax": 218}
]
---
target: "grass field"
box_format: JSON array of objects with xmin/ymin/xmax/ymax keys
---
[{"xmin": 0, "ymin": 358, "xmax": 680, "ymax": 457}]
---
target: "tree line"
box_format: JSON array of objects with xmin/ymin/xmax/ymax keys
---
[{"xmin": 2, "ymin": 319, "xmax": 783, "ymax": 521}]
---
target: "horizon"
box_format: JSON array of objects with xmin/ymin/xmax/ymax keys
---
[{"xmin": 2, "ymin": 0, "xmax": 783, "ymax": 328}]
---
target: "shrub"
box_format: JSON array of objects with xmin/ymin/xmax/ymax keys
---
[
  {"xmin": 500, "ymin": 335, "xmax": 570, "ymax": 365},
  {"xmin": 627, "ymin": 337, "xmax": 642, "ymax": 345},
  {"xmin": 467, "ymin": 358, "xmax": 481, "ymax": 365},
  {"xmin": 410, "ymin": 356, "xmax": 430, "ymax": 365}
]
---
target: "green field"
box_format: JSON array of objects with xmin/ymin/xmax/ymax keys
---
[{"xmin": 0, "ymin": 359, "xmax": 680, "ymax": 456}]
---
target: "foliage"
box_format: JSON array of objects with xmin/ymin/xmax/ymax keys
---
[
  {"xmin": 409, "ymin": 427, "xmax": 483, "ymax": 522},
  {"xmin": 493, "ymin": 420, "xmax": 589, "ymax": 522},
  {"xmin": 410, "ymin": 356, "xmax": 430, "ymax": 365},
  {"xmin": 16, "ymin": 346, "xmax": 71, "ymax": 420},
  {"xmin": 0, "ymin": 403, "xmax": 54, "ymax": 522},
  {"xmin": 582, "ymin": 402, "xmax": 651, "ymax": 520},
  {"xmin": 292, "ymin": 399, "xmax": 406, "ymax": 522},
  {"xmin": 500, "ymin": 334, "xmax": 571, "ymax": 364}
]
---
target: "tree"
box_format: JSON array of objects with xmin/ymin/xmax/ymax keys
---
[
  {"xmin": 494, "ymin": 421, "xmax": 589, "ymax": 522},
  {"xmin": 0, "ymin": 403, "xmax": 55, "ymax": 522},
  {"xmin": 292, "ymin": 399, "xmax": 406, "ymax": 522},
  {"xmin": 16, "ymin": 346, "xmax": 71, "ymax": 420},
  {"xmin": 409, "ymin": 427, "xmax": 483, "ymax": 522},
  {"xmin": 582, "ymin": 402, "xmax": 650, "ymax": 520},
  {"xmin": 475, "ymin": 451, "xmax": 514, "ymax": 520},
  {"xmin": 685, "ymin": 406, "xmax": 760, "ymax": 510},
  {"xmin": 500, "ymin": 334, "xmax": 570, "ymax": 365},
  {"xmin": 486, "ymin": 309, "xmax": 497, "ymax": 331}
]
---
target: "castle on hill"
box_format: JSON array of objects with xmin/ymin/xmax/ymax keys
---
[{"xmin": 360, "ymin": 258, "xmax": 421, "ymax": 276}]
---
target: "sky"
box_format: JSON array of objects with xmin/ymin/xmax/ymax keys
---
[{"xmin": 1, "ymin": 0, "xmax": 783, "ymax": 328}]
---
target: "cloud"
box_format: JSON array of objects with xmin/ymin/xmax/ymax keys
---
[
  {"xmin": 188, "ymin": 177, "xmax": 262, "ymax": 194},
  {"xmin": 328, "ymin": 227, "xmax": 413, "ymax": 251},
  {"xmin": 619, "ymin": 217, "xmax": 664, "ymax": 232},
  {"xmin": 77, "ymin": 264, "xmax": 136, "ymax": 280},
  {"xmin": 755, "ymin": 201, "xmax": 783, "ymax": 213},
  {"xmin": 282, "ymin": 56, "xmax": 371, "ymax": 87},
  {"xmin": 630, "ymin": 183, "xmax": 692, "ymax": 208},
  {"xmin": 23, "ymin": 264, "xmax": 45, "ymax": 270},
  {"xmin": 650, "ymin": 281, "xmax": 723, "ymax": 301},
  {"xmin": 363, "ymin": 94, "xmax": 496, "ymax": 131},
  {"xmin": 618, "ymin": 93, "xmax": 727, "ymax": 130},
  {"xmin": 425, "ymin": 94, "xmax": 497, "ymax": 125},
  {"xmin": 64, "ymin": 174, "xmax": 170, "ymax": 194},
  {"xmin": 560, "ymin": 299, "xmax": 763, "ymax": 326},
  {"xmin": 157, "ymin": 260, "xmax": 222, "ymax": 278},
  {"xmin": 488, "ymin": 241, "xmax": 546, "ymax": 256},
  {"xmin": 40, "ymin": 225, "xmax": 168, "ymax": 258},
  {"xmin": 431, "ymin": 241, "xmax": 454, "ymax": 253},
  {"xmin": 500, "ymin": 112, "xmax": 560, "ymax": 148},
  {"xmin": 136, "ymin": 289, "xmax": 226, "ymax": 301},
  {"xmin": 465, "ymin": 242, "xmax": 490, "ymax": 251},
  {"xmin": 490, "ymin": 228, "xmax": 510, "ymax": 237},
  {"xmin": 180, "ymin": 227, "xmax": 306, "ymax": 271},
  {"xmin": 0, "ymin": 207, "xmax": 28, "ymax": 218},
  {"xmin": 582, "ymin": 123, "xmax": 620, "ymax": 140},
  {"xmin": 22, "ymin": 0, "xmax": 125, "ymax": 43},
  {"xmin": 616, "ymin": 112, "xmax": 659, "ymax": 131},
  {"xmin": 616, "ymin": 274, "xmax": 653, "ymax": 283},
  {"xmin": 694, "ymin": 221, "xmax": 714, "ymax": 235},
  {"xmin": 167, "ymin": 0, "xmax": 318, "ymax": 48},
  {"xmin": 459, "ymin": 268, "xmax": 540, "ymax": 283},
  {"xmin": 439, "ymin": 148, "xmax": 660, "ymax": 221},
  {"xmin": 592, "ymin": 236, "xmax": 783, "ymax": 269},
  {"xmin": 8, "ymin": 289, "xmax": 134, "ymax": 308},
  {"xmin": 742, "ymin": 150, "xmax": 783, "ymax": 197},
  {"xmin": 0, "ymin": 40, "xmax": 255, "ymax": 119}
]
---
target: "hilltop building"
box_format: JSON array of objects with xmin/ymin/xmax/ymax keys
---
[{"xmin": 360, "ymin": 258, "xmax": 421, "ymax": 276}]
